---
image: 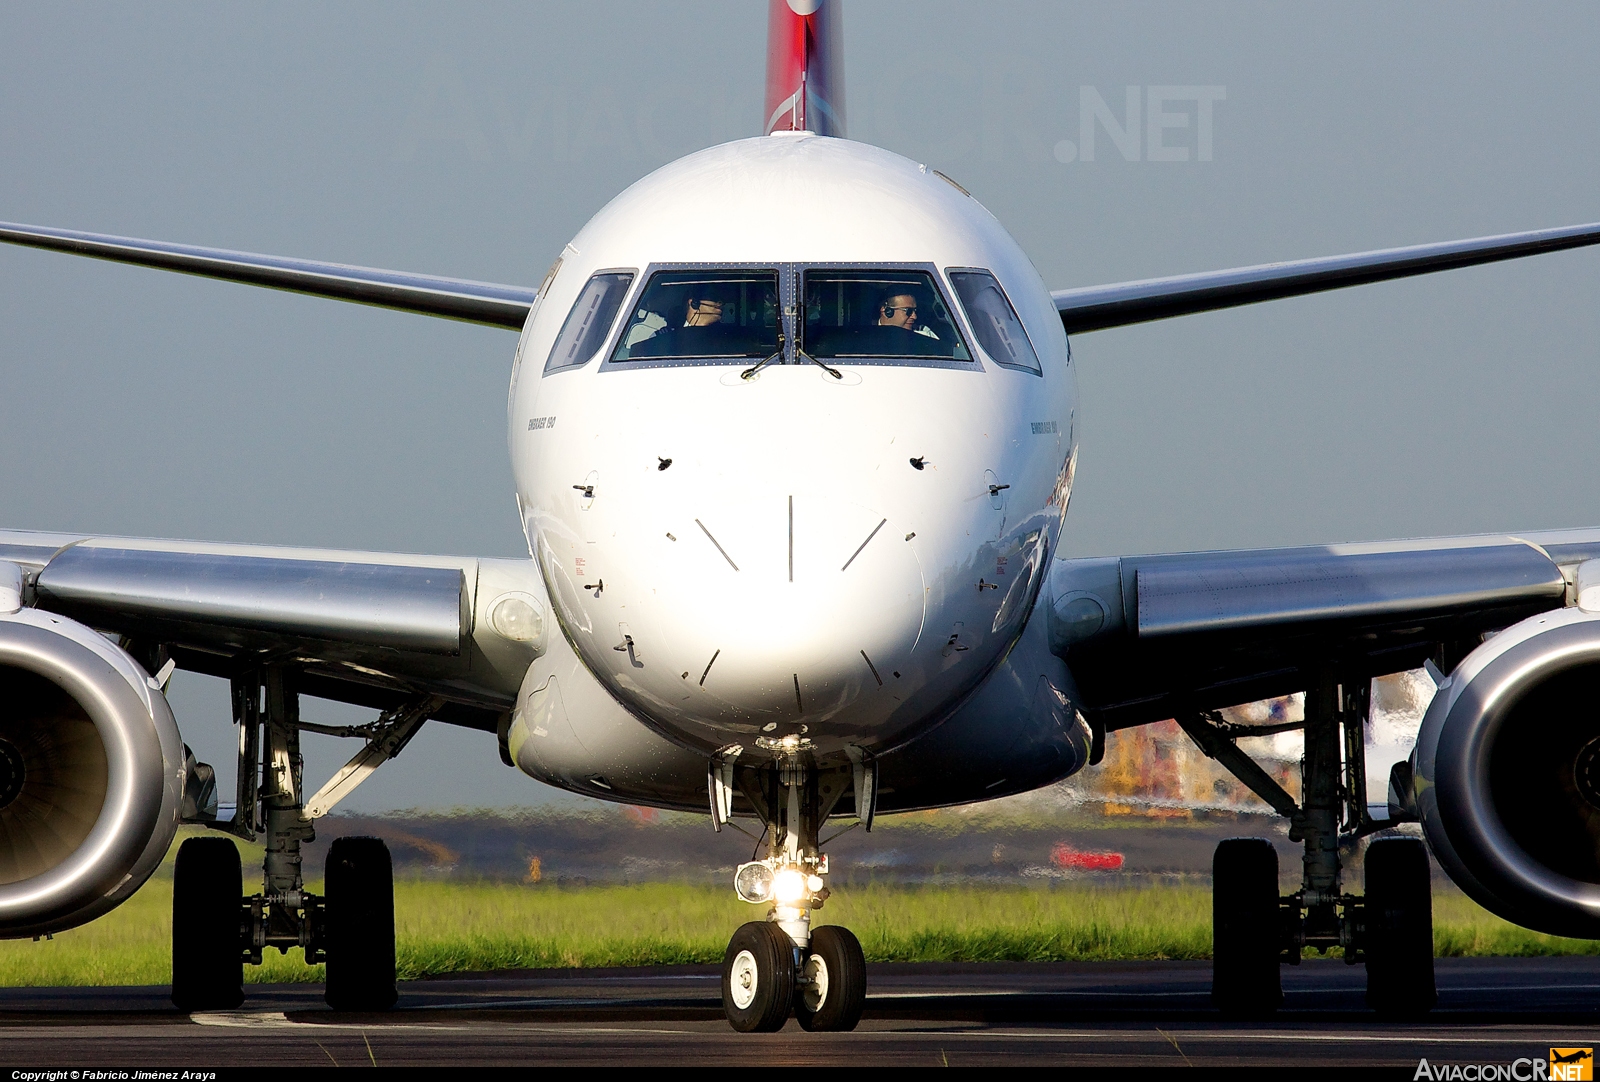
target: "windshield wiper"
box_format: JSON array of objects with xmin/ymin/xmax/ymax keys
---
[
  {"xmin": 738, "ymin": 330, "xmax": 842, "ymax": 381},
  {"xmin": 741, "ymin": 330, "xmax": 785, "ymax": 380},
  {"xmin": 740, "ymin": 347, "xmax": 783, "ymax": 380},
  {"xmin": 797, "ymin": 347, "xmax": 842, "ymax": 380}
]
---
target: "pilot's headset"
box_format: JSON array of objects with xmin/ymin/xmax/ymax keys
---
[{"xmin": 881, "ymin": 289, "xmax": 920, "ymax": 321}]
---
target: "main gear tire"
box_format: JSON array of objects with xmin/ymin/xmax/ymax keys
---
[
  {"xmin": 171, "ymin": 836, "xmax": 244, "ymax": 1012},
  {"xmin": 1212, "ymin": 837, "xmax": 1284, "ymax": 1018},
  {"xmin": 1364, "ymin": 837, "xmax": 1437, "ymax": 1018},
  {"xmin": 324, "ymin": 836, "xmax": 397, "ymax": 1012}
]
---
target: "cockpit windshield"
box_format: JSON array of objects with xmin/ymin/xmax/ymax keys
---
[
  {"xmin": 802, "ymin": 269, "xmax": 971, "ymax": 362},
  {"xmin": 611, "ymin": 269, "xmax": 780, "ymax": 362}
]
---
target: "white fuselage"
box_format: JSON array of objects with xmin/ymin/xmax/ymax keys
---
[{"xmin": 508, "ymin": 134, "xmax": 1077, "ymax": 765}]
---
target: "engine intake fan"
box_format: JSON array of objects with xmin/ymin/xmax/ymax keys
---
[
  {"xmin": 0, "ymin": 608, "xmax": 183, "ymax": 938},
  {"xmin": 1416, "ymin": 607, "xmax": 1600, "ymax": 939}
]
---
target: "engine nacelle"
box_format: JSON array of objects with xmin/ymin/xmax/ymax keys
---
[
  {"xmin": 0, "ymin": 608, "xmax": 183, "ymax": 938},
  {"xmin": 1416, "ymin": 607, "xmax": 1600, "ymax": 938}
]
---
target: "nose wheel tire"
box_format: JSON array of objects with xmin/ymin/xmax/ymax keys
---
[
  {"xmin": 795, "ymin": 925, "xmax": 866, "ymax": 1032},
  {"xmin": 324, "ymin": 837, "xmax": 398, "ymax": 1012},
  {"xmin": 1211, "ymin": 838, "xmax": 1283, "ymax": 1018},
  {"xmin": 171, "ymin": 837, "xmax": 245, "ymax": 1012},
  {"xmin": 1364, "ymin": 837, "xmax": 1436, "ymax": 1018},
  {"xmin": 722, "ymin": 921, "xmax": 796, "ymax": 1032}
]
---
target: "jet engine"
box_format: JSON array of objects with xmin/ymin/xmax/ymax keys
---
[
  {"xmin": 0, "ymin": 607, "xmax": 184, "ymax": 938},
  {"xmin": 1415, "ymin": 606, "xmax": 1600, "ymax": 938}
]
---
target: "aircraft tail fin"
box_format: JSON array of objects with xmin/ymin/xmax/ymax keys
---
[{"xmin": 764, "ymin": 0, "xmax": 845, "ymax": 137}]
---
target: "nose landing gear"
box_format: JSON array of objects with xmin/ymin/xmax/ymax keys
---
[{"xmin": 716, "ymin": 747, "xmax": 869, "ymax": 1032}]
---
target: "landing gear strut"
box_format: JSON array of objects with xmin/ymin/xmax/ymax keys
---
[
  {"xmin": 1181, "ymin": 672, "xmax": 1436, "ymax": 1019},
  {"xmin": 715, "ymin": 744, "xmax": 869, "ymax": 1033},
  {"xmin": 170, "ymin": 666, "xmax": 431, "ymax": 1013}
]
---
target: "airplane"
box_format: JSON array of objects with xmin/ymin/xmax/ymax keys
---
[{"xmin": 1, "ymin": 0, "xmax": 1599, "ymax": 1031}]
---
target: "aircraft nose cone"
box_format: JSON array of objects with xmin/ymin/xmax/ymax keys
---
[{"xmin": 632, "ymin": 494, "xmax": 925, "ymax": 749}]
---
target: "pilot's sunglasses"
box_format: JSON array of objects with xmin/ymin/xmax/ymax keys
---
[{"xmin": 884, "ymin": 305, "xmax": 917, "ymax": 315}]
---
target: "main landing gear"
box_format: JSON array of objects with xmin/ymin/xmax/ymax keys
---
[
  {"xmin": 1180, "ymin": 673, "xmax": 1437, "ymax": 1019},
  {"xmin": 171, "ymin": 666, "xmax": 434, "ymax": 1013},
  {"xmin": 712, "ymin": 742, "xmax": 870, "ymax": 1032}
]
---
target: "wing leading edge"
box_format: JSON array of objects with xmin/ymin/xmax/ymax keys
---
[
  {"xmin": 1054, "ymin": 221, "xmax": 1600, "ymax": 334},
  {"xmin": 0, "ymin": 222, "xmax": 537, "ymax": 329}
]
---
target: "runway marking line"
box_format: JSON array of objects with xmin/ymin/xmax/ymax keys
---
[
  {"xmin": 965, "ymin": 1030, "xmax": 1599, "ymax": 1046},
  {"xmin": 182, "ymin": 1010, "xmax": 1598, "ymax": 1047},
  {"xmin": 1438, "ymin": 985, "xmax": 1600, "ymax": 994},
  {"xmin": 865, "ymin": 990, "xmax": 1212, "ymax": 999},
  {"xmin": 420, "ymin": 997, "xmax": 720, "ymax": 1011},
  {"xmin": 189, "ymin": 1011, "xmax": 466, "ymax": 1033}
]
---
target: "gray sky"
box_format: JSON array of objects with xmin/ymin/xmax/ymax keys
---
[{"xmin": 1, "ymin": 2, "xmax": 1597, "ymax": 811}]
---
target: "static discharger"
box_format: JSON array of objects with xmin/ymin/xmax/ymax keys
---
[
  {"xmin": 696, "ymin": 519, "xmax": 740, "ymax": 571},
  {"xmin": 841, "ymin": 518, "xmax": 888, "ymax": 572},
  {"xmin": 861, "ymin": 650, "xmax": 883, "ymax": 686},
  {"xmin": 699, "ymin": 649, "xmax": 720, "ymax": 686}
]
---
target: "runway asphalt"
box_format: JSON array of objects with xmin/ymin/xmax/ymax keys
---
[{"xmin": 0, "ymin": 957, "xmax": 1596, "ymax": 1069}]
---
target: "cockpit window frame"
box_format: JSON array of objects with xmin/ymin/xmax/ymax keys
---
[
  {"xmin": 598, "ymin": 262, "xmax": 786, "ymax": 372},
  {"xmin": 541, "ymin": 267, "xmax": 639, "ymax": 377},
  {"xmin": 944, "ymin": 267, "xmax": 1044, "ymax": 377},
  {"xmin": 594, "ymin": 262, "xmax": 989, "ymax": 374},
  {"xmin": 798, "ymin": 262, "xmax": 981, "ymax": 372}
]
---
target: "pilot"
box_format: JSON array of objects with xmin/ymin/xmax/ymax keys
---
[
  {"xmin": 683, "ymin": 293, "xmax": 725, "ymax": 327},
  {"xmin": 625, "ymin": 285, "xmax": 757, "ymax": 358},
  {"xmin": 625, "ymin": 288, "xmax": 729, "ymax": 353},
  {"xmin": 877, "ymin": 291, "xmax": 940, "ymax": 339}
]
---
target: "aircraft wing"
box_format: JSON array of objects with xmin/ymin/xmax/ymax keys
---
[
  {"xmin": 0, "ymin": 222, "xmax": 538, "ymax": 329},
  {"xmin": 10, "ymin": 218, "xmax": 1597, "ymax": 339},
  {"xmin": 1054, "ymin": 221, "xmax": 1600, "ymax": 334},
  {"xmin": 1046, "ymin": 528, "xmax": 1600, "ymax": 730},
  {"xmin": 0, "ymin": 529, "xmax": 545, "ymax": 731}
]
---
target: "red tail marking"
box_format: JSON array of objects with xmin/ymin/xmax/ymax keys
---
[{"xmin": 764, "ymin": 0, "xmax": 845, "ymax": 137}]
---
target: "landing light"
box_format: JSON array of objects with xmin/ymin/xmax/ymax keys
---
[
  {"xmin": 772, "ymin": 867, "xmax": 807, "ymax": 904},
  {"xmin": 489, "ymin": 594, "xmax": 544, "ymax": 642},
  {"xmin": 735, "ymin": 861, "xmax": 824, "ymax": 905},
  {"xmin": 734, "ymin": 861, "xmax": 774, "ymax": 903}
]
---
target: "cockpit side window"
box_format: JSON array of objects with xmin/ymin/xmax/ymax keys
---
[
  {"xmin": 947, "ymin": 269, "xmax": 1041, "ymax": 375},
  {"xmin": 544, "ymin": 271, "xmax": 634, "ymax": 375},
  {"xmin": 610, "ymin": 269, "xmax": 780, "ymax": 363},
  {"xmin": 801, "ymin": 269, "xmax": 972, "ymax": 363}
]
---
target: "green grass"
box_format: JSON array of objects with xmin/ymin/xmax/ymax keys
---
[{"xmin": 1, "ymin": 878, "xmax": 1595, "ymax": 987}]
